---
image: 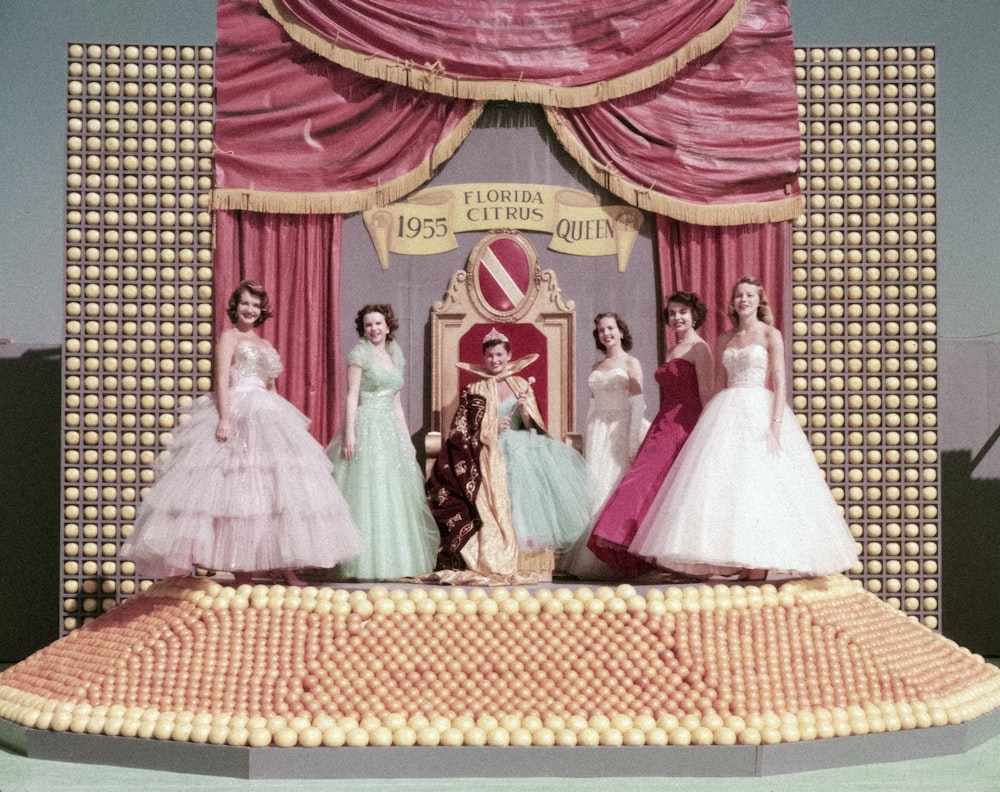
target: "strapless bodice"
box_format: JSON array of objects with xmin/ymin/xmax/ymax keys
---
[
  {"xmin": 231, "ymin": 341, "xmax": 282, "ymax": 386},
  {"xmin": 588, "ymin": 368, "xmax": 631, "ymax": 416},
  {"xmin": 723, "ymin": 343, "xmax": 768, "ymax": 388}
]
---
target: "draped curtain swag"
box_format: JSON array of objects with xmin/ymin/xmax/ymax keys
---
[
  {"xmin": 213, "ymin": 0, "xmax": 804, "ymax": 223},
  {"xmin": 214, "ymin": 0, "xmax": 484, "ymax": 216},
  {"xmin": 547, "ymin": 0, "xmax": 803, "ymax": 225},
  {"xmin": 258, "ymin": 0, "xmax": 747, "ymax": 108}
]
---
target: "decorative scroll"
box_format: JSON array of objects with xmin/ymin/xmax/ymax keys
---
[{"xmin": 363, "ymin": 183, "xmax": 644, "ymax": 271}]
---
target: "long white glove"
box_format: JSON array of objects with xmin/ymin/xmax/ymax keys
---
[{"xmin": 627, "ymin": 393, "xmax": 648, "ymax": 460}]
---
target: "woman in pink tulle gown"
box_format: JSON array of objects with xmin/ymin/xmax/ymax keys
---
[
  {"xmin": 585, "ymin": 292, "xmax": 713, "ymax": 579},
  {"xmin": 123, "ymin": 280, "xmax": 363, "ymax": 585}
]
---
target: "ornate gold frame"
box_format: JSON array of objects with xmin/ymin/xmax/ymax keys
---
[{"xmin": 425, "ymin": 231, "xmax": 577, "ymax": 462}]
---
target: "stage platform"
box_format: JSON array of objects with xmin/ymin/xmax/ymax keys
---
[
  {"xmin": 1, "ymin": 708, "xmax": 999, "ymax": 778},
  {"xmin": 1, "ymin": 575, "xmax": 998, "ymax": 779}
]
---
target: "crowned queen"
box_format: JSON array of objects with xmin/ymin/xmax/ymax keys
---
[{"xmin": 424, "ymin": 327, "xmax": 590, "ymax": 584}]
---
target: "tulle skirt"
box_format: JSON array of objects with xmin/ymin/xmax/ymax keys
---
[
  {"xmin": 630, "ymin": 386, "xmax": 858, "ymax": 577},
  {"xmin": 123, "ymin": 385, "xmax": 363, "ymax": 578},
  {"xmin": 328, "ymin": 401, "xmax": 439, "ymax": 580},
  {"xmin": 499, "ymin": 428, "xmax": 590, "ymax": 552}
]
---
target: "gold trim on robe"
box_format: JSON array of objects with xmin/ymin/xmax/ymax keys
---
[{"xmin": 423, "ymin": 359, "xmax": 552, "ymax": 585}]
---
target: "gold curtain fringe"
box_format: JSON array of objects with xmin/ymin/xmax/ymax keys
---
[
  {"xmin": 237, "ymin": 0, "xmax": 800, "ymax": 223},
  {"xmin": 544, "ymin": 106, "xmax": 805, "ymax": 226},
  {"xmin": 259, "ymin": 0, "xmax": 748, "ymax": 109},
  {"xmin": 212, "ymin": 102, "xmax": 484, "ymax": 214}
]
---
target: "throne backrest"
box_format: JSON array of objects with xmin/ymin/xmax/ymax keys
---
[{"xmin": 428, "ymin": 231, "xmax": 577, "ymax": 442}]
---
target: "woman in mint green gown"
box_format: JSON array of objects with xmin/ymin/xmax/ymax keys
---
[{"xmin": 327, "ymin": 304, "xmax": 438, "ymax": 580}]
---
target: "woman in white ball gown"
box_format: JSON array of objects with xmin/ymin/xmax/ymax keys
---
[
  {"xmin": 561, "ymin": 312, "xmax": 648, "ymax": 579},
  {"xmin": 123, "ymin": 280, "xmax": 363, "ymax": 585},
  {"xmin": 629, "ymin": 276, "xmax": 858, "ymax": 580}
]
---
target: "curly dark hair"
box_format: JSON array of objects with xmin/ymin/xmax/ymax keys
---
[
  {"xmin": 226, "ymin": 280, "xmax": 272, "ymax": 326},
  {"xmin": 592, "ymin": 312, "xmax": 633, "ymax": 352},
  {"xmin": 663, "ymin": 291, "xmax": 707, "ymax": 329},
  {"xmin": 354, "ymin": 304, "xmax": 399, "ymax": 342},
  {"xmin": 726, "ymin": 276, "xmax": 774, "ymax": 327}
]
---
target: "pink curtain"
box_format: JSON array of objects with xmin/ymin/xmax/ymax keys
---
[
  {"xmin": 260, "ymin": 0, "xmax": 743, "ymax": 104},
  {"xmin": 213, "ymin": 0, "xmax": 803, "ymax": 431},
  {"xmin": 658, "ymin": 217, "xmax": 790, "ymax": 356},
  {"xmin": 213, "ymin": 210, "xmax": 344, "ymax": 443},
  {"xmin": 215, "ymin": 0, "xmax": 801, "ymax": 223},
  {"xmin": 546, "ymin": 0, "xmax": 801, "ymax": 225},
  {"xmin": 214, "ymin": 0, "xmax": 484, "ymax": 214}
]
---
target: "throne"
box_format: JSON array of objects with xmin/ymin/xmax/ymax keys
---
[{"xmin": 425, "ymin": 230, "xmax": 578, "ymax": 468}]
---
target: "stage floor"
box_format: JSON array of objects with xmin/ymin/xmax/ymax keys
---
[
  {"xmin": 2, "ymin": 708, "xmax": 999, "ymax": 779},
  {"xmin": 2, "ymin": 575, "xmax": 999, "ymax": 779}
]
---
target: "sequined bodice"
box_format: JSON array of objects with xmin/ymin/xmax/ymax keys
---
[
  {"xmin": 357, "ymin": 343, "xmax": 404, "ymax": 408},
  {"xmin": 231, "ymin": 340, "xmax": 282, "ymax": 385},
  {"xmin": 588, "ymin": 368, "xmax": 631, "ymax": 417},
  {"xmin": 723, "ymin": 343, "xmax": 768, "ymax": 388}
]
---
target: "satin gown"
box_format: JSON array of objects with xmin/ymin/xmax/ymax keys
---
[
  {"xmin": 561, "ymin": 367, "xmax": 648, "ymax": 579},
  {"xmin": 630, "ymin": 344, "xmax": 858, "ymax": 577},
  {"xmin": 583, "ymin": 368, "xmax": 647, "ymax": 515},
  {"xmin": 586, "ymin": 358, "xmax": 703, "ymax": 578},
  {"xmin": 123, "ymin": 341, "xmax": 363, "ymax": 579},
  {"xmin": 327, "ymin": 340, "xmax": 439, "ymax": 580}
]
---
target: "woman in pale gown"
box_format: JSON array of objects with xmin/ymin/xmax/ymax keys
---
[
  {"xmin": 123, "ymin": 280, "xmax": 363, "ymax": 585},
  {"xmin": 327, "ymin": 304, "xmax": 439, "ymax": 580},
  {"xmin": 630, "ymin": 277, "xmax": 859, "ymax": 580},
  {"xmin": 560, "ymin": 313, "xmax": 648, "ymax": 579},
  {"xmin": 584, "ymin": 293, "xmax": 713, "ymax": 579}
]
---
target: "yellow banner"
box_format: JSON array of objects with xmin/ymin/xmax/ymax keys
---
[{"xmin": 363, "ymin": 183, "xmax": 644, "ymax": 271}]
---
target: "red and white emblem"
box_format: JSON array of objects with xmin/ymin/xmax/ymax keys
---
[{"xmin": 475, "ymin": 237, "xmax": 531, "ymax": 314}]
